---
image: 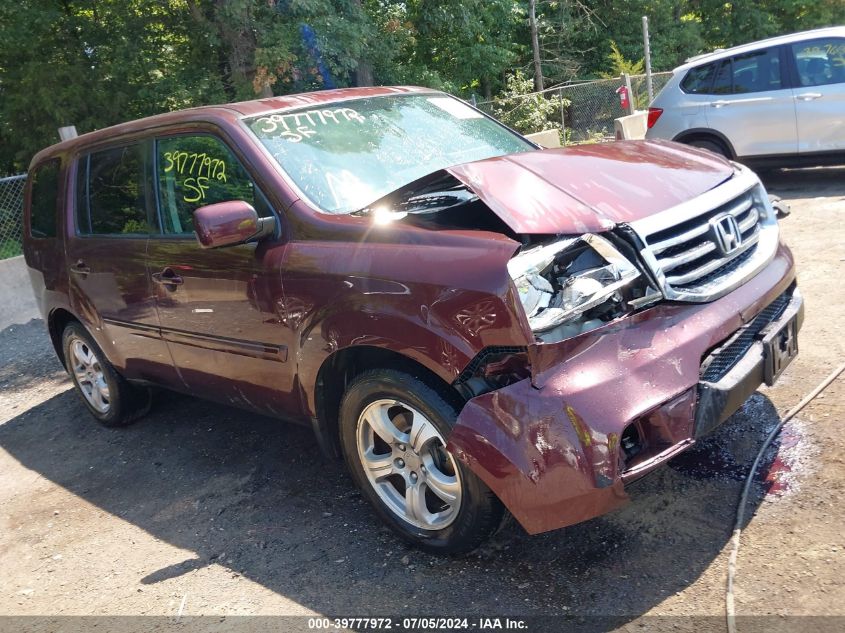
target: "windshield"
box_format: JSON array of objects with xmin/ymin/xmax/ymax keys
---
[{"xmin": 245, "ymin": 93, "xmax": 535, "ymax": 214}]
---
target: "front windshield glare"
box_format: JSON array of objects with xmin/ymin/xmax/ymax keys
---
[{"xmin": 246, "ymin": 94, "xmax": 534, "ymax": 214}]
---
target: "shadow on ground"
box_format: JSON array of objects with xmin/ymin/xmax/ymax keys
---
[
  {"xmin": 762, "ymin": 166, "xmax": 845, "ymax": 201},
  {"xmin": 0, "ymin": 319, "xmax": 787, "ymax": 624},
  {"xmin": 0, "ymin": 319, "xmax": 65, "ymax": 392}
]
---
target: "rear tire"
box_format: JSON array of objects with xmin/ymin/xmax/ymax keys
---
[
  {"xmin": 339, "ymin": 368, "xmax": 503, "ymax": 555},
  {"xmin": 687, "ymin": 137, "xmax": 731, "ymax": 159},
  {"xmin": 62, "ymin": 322, "xmax": 151, "ymax": 427}
]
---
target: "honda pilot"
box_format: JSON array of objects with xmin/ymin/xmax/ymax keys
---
[{"xmin": 24, "ymin": 86, "xmax": 803, "ymax": 553}]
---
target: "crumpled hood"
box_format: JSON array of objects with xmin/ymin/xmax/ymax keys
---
[{"xmin": 446, "ymin": 139, "xmax": 736, "ymax": 234}]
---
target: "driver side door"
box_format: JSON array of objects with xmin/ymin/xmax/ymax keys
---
[{"xmin": 145, "ymin": 132, "xmax": 297, "ymax": 416}]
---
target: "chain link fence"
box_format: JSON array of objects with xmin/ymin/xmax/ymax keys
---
[
  {"xmin": 630, "ymin": 71, "xmax": 674, "ymax": 110},
  {"xmin": 477, "ymin": 71, "xmax": 673, "ymax": 144},
  {"xmin": 0, "ymin": 174, "xmax": 27, "ymax": 260}
]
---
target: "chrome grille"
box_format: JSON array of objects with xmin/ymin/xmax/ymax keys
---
[
  {"xmin": 630, "ymin": 167, "xmax": 780, "ymax": 303},
  {"xmin": 647, "ymin": 190, "xmax": 760, "ymax": 289}
]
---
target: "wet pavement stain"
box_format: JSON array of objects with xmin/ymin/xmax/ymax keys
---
[
  {"xmin": 668, "ymin": 442, "xmax": 749, "ymax": 482},
  {"xmin": 758, "ymin": 421, "xmax": 813, "ymax": 497},
  {"xmin": 668, "ymin": 412, "xmax": 813, "ymax": 497}
]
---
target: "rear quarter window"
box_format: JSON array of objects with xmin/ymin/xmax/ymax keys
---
[
  {"xmin": 681, "ymin": 62, "xmax": 718, "ymax": 93},
  {"xmin": 76, "ymin": 145, "xmax": 151, "ymax": 235},
  {"xmin": 28, "ymin": 159, "xmax": 61, "ymax": 238}
]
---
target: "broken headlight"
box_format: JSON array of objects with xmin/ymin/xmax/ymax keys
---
[{"xmin": 508, "ymin": 234, "xmax": 659, "ymax": 341}]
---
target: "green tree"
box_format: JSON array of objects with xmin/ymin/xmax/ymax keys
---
[
  {"xmin": 600, "ymin": 40, "xmax": 645, "ymax": 78},
  {"xmin": 2, "ymin": 0, "xmax": 843, "ymax": 173},
  {"xmin": 185, "ymin": 0, "xmax": 377, "ymax": 98},
  {"xmin": 372, "ymin": 0, "xmax": 522, "ymax": 98},
  {"xmin": 492, "ymin": 70, "xmax": 568, "ymax": 141},
  {"xmin": 560, "ymin": 1, "xmax": 704, "ymax": 79},
  {"xmin": 0, "ymin": 0, "xmax": 224, "ymax": 171}
]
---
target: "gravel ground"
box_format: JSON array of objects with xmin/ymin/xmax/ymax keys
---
[{"xmin": 0, "ymin": 167, "xmax": 843, "ymax": 632}]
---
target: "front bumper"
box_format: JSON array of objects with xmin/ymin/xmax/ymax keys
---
[
  {"xmin": 448, "ymin": 243, "xmax": 801, "ymax": 535},
  {"xmin": 695, "ymin": 288, "xmax": 803, "ymax": 439}
]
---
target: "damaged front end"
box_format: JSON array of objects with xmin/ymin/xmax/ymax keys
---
[
  {"xmin": 443, "ymin": 166, "xmax": 801, "ymax": 535},
  {"xmin": 451, "ymin": 228, "xmax": 664, "ymax": 401},
  {"xmin": 448, "ymin": 257, "xmax": 800, "ymax": 534}
]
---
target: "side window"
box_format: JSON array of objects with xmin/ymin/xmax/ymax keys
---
[
  {"xmin": 681, "ymin": 62, "xmax": 718, "ymax": 94},
  {"xmin": 156, "ymin": 135, "xmax": 271, "ymax": 235},
  {"xmin": 29, "ymin": 159, "xmax": 60, "ymax": 238},
  {"xmin": 711, "ymin": 60, "xmax": 733, "ymax": 94},
  {"xmin": 731, "ymin": 48, "xmax": 781, "ymax": 93},
  {"xmin": 701, "ymin": 49, "xmax": 782, "ymax": 95},
  {"xmin": 77, "ymin": 145, "xmax": 150, "ymax": 235},
  {"xmin": 792, "ymin": 38, "xmax": 845, "ymax": 87}
]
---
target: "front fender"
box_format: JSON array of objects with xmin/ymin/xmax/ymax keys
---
[
  {"xmin": 278, "ymin": 231, "xmax": 531, "ymax": 418},
  {"xmin": 295, "ymin": 283, "xmax": 529, "ymax": 418}
]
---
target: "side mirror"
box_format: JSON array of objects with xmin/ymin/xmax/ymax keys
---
[{"xmin": 193, "ymin": 200, "xmax": 276, "ymax": 249}]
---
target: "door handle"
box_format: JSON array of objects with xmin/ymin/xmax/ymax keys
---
[
  {"xmin": 70, "ymin": 260, "xmax": 90, "ymax": 275},
  {"xmin": 152, "ymin": 268, "xmax": 184, "ymax": 288},
  {"xmin": 710, "ymin": 100, "xmax": 731, "ymax": 108},
  {"xmin": 795, "ymin": 92, "xmax": 822, "ymax": 101}
]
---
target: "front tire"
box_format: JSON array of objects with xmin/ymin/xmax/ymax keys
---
[
  {"xmin": 339, "ymin": 369, "xmax": 503, "ymax": 554},
  {"xmin": 62, "ymin": 322, "xmax": 151, "ymax": 427}
]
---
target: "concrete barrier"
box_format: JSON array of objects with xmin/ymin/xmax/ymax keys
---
[
  {"xmin": 525, "ymin": 129, "xmax": 562, "ymax": 149},
  {"xmin": 0, "ymin": 256, "xmax": 39, "ymax": 329},
  {"xmin": 614, "ymin": 111, "xmax": 648, "ymax": 140}
]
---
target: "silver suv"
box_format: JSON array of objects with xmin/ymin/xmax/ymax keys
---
[{"xmin": 646, "ymin": 26, "xmax": 845, "ymax": 168}]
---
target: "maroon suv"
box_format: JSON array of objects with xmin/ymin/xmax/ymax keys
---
[{"xmin": 23, "ymin": 86, "xmax": 802, "ymax": 553}]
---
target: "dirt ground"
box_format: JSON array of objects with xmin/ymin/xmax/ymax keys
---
[{"xmin": 1, "ymin": 167, "xmax": 843, "ymax": 632}]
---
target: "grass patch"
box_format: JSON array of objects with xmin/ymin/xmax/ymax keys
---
[{"xmin": 0, "ymin": 238, "xmax": 22, "ymax": 259}]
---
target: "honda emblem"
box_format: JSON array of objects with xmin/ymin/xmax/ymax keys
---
[{"xmin": 709, "ymin": 213, "xmax": 743, "ymax": 256}]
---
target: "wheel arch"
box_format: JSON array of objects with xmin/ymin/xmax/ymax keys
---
[
  {"xmin": 312, "ymin": 345, "xmax": 468, "ymax": 459},
  {"xmin": 673, "ymin": 128, "xmax": 737, "ymax": 159},
  {"xmin": 47, "ymin": 307, "xmax": 80, "ymax": 367}
]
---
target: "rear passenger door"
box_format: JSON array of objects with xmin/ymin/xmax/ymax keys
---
[
  {"xmin": 704, "ymin": 47, "xmax": 798, "ymax": 157},
  {"xmin": 788, "ymin": 37, "xmax": 845, "ymax": 153},
  {"xmin": 66, "ymin": 143, "xmax": 179, "ymax": 385},
  {"xmin": 145, "ymin": 132, "xmax": 295, "ymax": 415}
]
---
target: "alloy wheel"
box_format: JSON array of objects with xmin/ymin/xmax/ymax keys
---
[
  {"xmin": 69, "ymin": 337, "xmax": 111, "ymax": 414},
  {"xmin": 356, "ymin": 399, "xmax": 462, "ymax": 530}
]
